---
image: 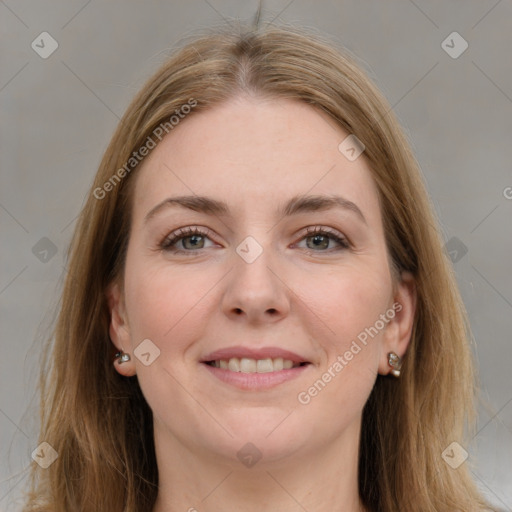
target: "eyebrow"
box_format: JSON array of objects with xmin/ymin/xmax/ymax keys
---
[{"xmin": 144, "ymin": 194, "xmax": 367, "ymax": 225}]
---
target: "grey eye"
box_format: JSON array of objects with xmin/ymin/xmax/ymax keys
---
[
  {"xmin": 305, "ymin": 234, "xmax": 331, "ymax": 250},
  {"xmin": 181, "ymin": 234, "xmax": 206, "ymax": 250}
]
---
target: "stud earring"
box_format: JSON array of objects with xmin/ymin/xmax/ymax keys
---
[
  {"xmin": 115, "ymin": 351, "xmax": 131, "ymax": 364},
  {"xmin": 387, "ymin": 352, "xmax": 402, "ymax": 378}
]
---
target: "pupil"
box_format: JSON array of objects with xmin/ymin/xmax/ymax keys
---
[
  {"xmin": 184, "ymin": 235, "xmax": 203, "ymax": 249},
  {"xmin": 309, "ymin": 235, "xmax": 328, "ymax": 250}
]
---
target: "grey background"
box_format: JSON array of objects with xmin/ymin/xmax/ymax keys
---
[{"xmin": 1, "ymin": 0, "xmax": 511, "ymax": 510}]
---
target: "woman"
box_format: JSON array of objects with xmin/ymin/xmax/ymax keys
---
[{"xmin": 23, "ymin": 22, "xmax": 496, "ymax": 511}]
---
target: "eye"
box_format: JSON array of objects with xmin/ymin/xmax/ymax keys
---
[
  {"xmin": 160, "ymin": 227, "xmax": 217, "ymax": 254},
  {"xmin": 295, "ymin": 226, "xmax": 350, "ymax": 252}
]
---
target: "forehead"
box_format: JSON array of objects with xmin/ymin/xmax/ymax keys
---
[{"xmin": 131, "ymin": 96, "xmax": 381, "ymax": 224}]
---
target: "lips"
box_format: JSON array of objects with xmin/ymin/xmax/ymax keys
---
[
  {"xmin": 201, "ymin": 346, "xmax": 311, "ymax": 387},
  {"xmin": 202, "ymin": 346, "xmax": 309, "ymax": 372}
]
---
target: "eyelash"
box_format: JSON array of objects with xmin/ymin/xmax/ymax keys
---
[{"xmin": 159, "ymin": 226, "xmax": 350, "ymax": 255}]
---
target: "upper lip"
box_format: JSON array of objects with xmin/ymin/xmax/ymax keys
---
[{"xmin": 201, "ymin": 346, "xmax": 309, "ymax": 364}]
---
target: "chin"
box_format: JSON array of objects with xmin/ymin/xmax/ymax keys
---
[{"xmin": 200, "ymin": 410, "xmax": 317, "ymax": 466}]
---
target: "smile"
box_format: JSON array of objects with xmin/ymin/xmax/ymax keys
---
[{"xmin": 200, "ymin": 346, "xmax": 312, "ymax": 390}]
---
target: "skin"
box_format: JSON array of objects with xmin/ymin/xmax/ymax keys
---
[{"xmin": 108, "ymin": 95, "xmax": 416, "ymax": 512}]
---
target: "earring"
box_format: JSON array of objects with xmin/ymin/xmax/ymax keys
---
[
  {"xmin": 387, "ymin": 352, "xmax": 402, "ymax": 378},
  {"xmin": 115, "ymin": 351, "xmax": 131, "ymax": 364}
]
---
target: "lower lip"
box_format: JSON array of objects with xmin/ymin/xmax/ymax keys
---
[{"xmin": 201, "ymin": 363, "xmax": 311, "ymax": 390}]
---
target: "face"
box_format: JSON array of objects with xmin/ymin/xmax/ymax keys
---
[{"xmin": 109, "ymin": 95, "xmax": 415, "ymax": 465}]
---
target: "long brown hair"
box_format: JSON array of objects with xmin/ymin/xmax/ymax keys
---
[{"xmin": 23, "ymin": 22, "xmax": 495, "ymax": 511}]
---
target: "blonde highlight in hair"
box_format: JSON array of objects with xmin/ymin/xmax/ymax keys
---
[{"xmin": 23, "ymin": 22, "xmax": 495, "ymax": 511}]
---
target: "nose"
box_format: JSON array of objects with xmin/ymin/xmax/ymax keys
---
[{"xmin": 221, "ymin": 242, "xmax": 291, "ymax": 325}]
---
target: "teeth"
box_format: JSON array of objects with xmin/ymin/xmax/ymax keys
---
[
  {"xmin": 240, "ymin": 358, "xmax": 256, "ymax": 373},
  {"xmin": 210, "ymin": 357, "xmax": 302, "ymax": 373},
  {"xmin": 228, "ymin": 358, "xmax": 240, "ymax": 372},
  {"xmin": 256, "ymin": 358, "xmax": 273, "ymax": 373},
  {"xmin": 273, "ymin": 357, "xmax": 283, "ymax": 371}
]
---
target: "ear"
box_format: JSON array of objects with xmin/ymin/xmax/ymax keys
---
[
  {"xmin": 107, "ymin": 281, "xmax": 136, "ymax": 377},
  {"xmin": 378, "ymin": 271, "xmax": 417, "ymax": 375}
]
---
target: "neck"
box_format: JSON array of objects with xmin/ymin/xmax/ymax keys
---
[{"xmin": 152, "ymin": 417, "xmax": 367, "ymax": 512}]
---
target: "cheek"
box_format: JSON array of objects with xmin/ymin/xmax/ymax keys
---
[
  {"xmin": 295, "ymin": 270, "xmax": 387, "ymax": 422},
  {"xmin": 123, "ymin": 259, "xmax": 216, "ymax": 350},
  {"xmin": 122, "ymin": 262, "xmax": 214, "ymax": 425},
  {"xmin": 299, "ymin": 264, "xmax": 392, "ymax": 354}
]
